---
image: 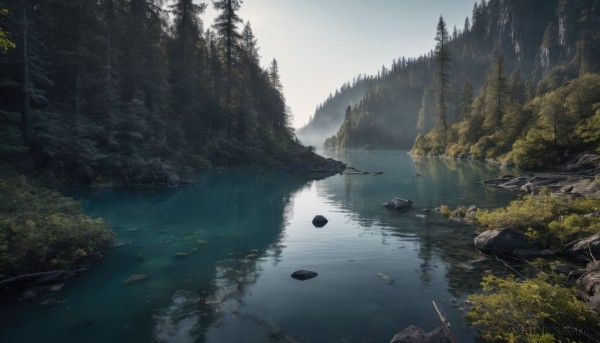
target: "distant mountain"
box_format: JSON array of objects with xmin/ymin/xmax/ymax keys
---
[{"xmin": 317, "ymin": 0, "xmax": 599, "ymax": 150}]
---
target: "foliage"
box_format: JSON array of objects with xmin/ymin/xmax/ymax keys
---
[
  {"xmin": 467, "ymin": 274, "xmax": 600, "ymax": 343},
  {"xmin": 0, "ymin": 8, "xmax": 15, "ymax": 53},
  {"xmin": 475, "ymin": 194, "xmax": 600, "ymax": 248},
  {"xmin": 0, "ymin": 0, "xmax": 307, "ymax": 187},
  {"xmin": 311, "ymin": 0, "xmax": 600, "ymax": 152},
  {"xmin": 0, "ymin": 177, "xmax": 112, "ymax": 277}
]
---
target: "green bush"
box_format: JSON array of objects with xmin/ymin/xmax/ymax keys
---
[
  {"xmin": 475, "ymin": 195, "xmax": 564, "ymax": 232},
  {"xmin": 0, "ymin": 177, "xmax": 113, "ymax": 277},
  {"xmin": 467, "ymin": 274, "xmax": 600, "ymax": 343},
  {"xmin": 548, "ymin": 214, "xmax": 599, "ymax": 245},
  {"xmin": 474, "ymin": 195, "xmax": 599, "ymax": 248}
]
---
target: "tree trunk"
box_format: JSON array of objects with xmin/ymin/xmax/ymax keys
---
[{"xmin": 20, "ymin": 0, "xmax": 30, "ymax": 140}]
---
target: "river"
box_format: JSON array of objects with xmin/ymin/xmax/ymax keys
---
[{"xmin": 0, "ymin": 150, "xmax": 518, "ymax": 342}]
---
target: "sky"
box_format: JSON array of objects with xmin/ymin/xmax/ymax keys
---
[{"xmin": 202, "ymin": 0, "xmax": 476, "ymax": 128}]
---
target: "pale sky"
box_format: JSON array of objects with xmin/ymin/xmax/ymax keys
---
[{"xmin": 202, "ymin": 0, "xmax": 476, "ymax": 128}]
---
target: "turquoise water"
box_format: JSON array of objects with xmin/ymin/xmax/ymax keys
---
[{"xmin": 0, "ymin": 151, "xmax": 517, "ymax": 342}]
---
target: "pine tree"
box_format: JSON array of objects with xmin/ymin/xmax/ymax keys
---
[
  {"xmin": 483, "ymin": 55, "xmax": 507, "ymax": 132},
  {"xmin": 212, "ymin": 0, "xmax": 242, "ymax": 100},
  {"xmin": 417, "ymin": 88, "xmax": 432, "ymax": 134},
  {"xmin": 168, "ymin": 0, "xmax": 209, "ymax": 148},
  {"xmin": 458, "ymin": 77, "xmax": 473, "ymax": 120},
  {"xmin": 434, "ymin": 15, "xmax": 451, "ymax": 131}
]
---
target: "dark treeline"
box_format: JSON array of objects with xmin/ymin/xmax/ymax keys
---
[
  {"xmin": 0, "ymin": 0, "xmax": 305, "ymax": 187},
  {"xmin": 317, "ymin": 0, "xmax": 600, "ymax": 160}
]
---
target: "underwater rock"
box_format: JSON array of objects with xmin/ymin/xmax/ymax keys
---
[
  {"xmin": 123, "ymin": 274, "xmax": 148, "ymax": 285},
  {"xmin": 390, "ymin": 325, "xmax": 451, "ymax": 343},
  {"xmin": 175, "ymin": 248, "xmax": 197, "ymax": 257},
  {"xmin": 312, "ymin": 215, "xmax": 328, "ymax": 228},
  {"xmin": 291, "ymin": 270, "xmax": 318, "ymax": 281},
  {"xmin": 377, "ymin": 272, "xmax": 395, "ymax": 285}
]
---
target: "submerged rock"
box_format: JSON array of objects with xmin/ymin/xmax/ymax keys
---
[
  {"xmin": 383, "ymin": 198, "xmax": 413, "ymax": 211},
  {"xmin": 377, "ymin": 272, "xmax": 395, "ymax": 285},
  {"xmin": 390, "ymin": 325, "xmax": 451, "ymax": 343},
  {"xmin": 123, "ymin": 274, "xmax": 148, "ymax": 285},
  {"xmin": 312, "ymin": 215, "xmax": 328, "ymax": 228},
  {"xmin": 474, "ymin": 228, "xmax": 529, "ymax": 254},
  {"xmin": 291, "ymin": 270, "xmax": 318, "ymax": 281}
]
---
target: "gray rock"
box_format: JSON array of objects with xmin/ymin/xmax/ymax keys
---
[
  {"xmin": 383, "ymin": 198, "xmax": 413, "ymax": 211},
  {"xmin": 571, "ymin": 269, "xmax": 588, "ymax": 279},
  {"xmin": 390, "ymin": 325, "xmax": 450, "ymax": 343},
  {"xmin": 565, "ymin": 232, "xmax": 600, "ymax": 258},
  {"xmin": 539, "ymin": 249, "xmax": 555, "ymax": 256},
  {"xmin": 474, "ymin": 228, "xmax": 529, "ymax": 254},
  {"xmin": 291, "ymin": 270, "xmax": 318, "ymax": 281},
  {"xmin": 20, "ymin": 289, "xmax": 37, "ymax": 301},
  {"xmin": 552, "ymin": 264, "xmax": 571, "ymax": 275},
  {"xmin": 312, "ymin": 215, "xmax": 328, "ymax": 228},
  {"xmin": 39, "ymin": 298, "xmax": 65, "ymax": 308},
  {"xmin": 576, "ymin": 261, "xmax": 600, "ymax": 311},
  {"xmin": 583, "ymin": 211, "xmax": 600, "ymax": 219},
  {"xmin": 48, "ymin": 283, "xmax": 64, "ymax": 292}
]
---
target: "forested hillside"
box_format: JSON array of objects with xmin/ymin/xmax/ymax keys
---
[
  {"xmin": 0, "ymin": 0, "xmax": 322, "ymax": 187},
  {"xmin": 295, "ymin": 76, "xmax": 369, "ymax": 147},
  {"xmin": 320, "ymin": 0, "xmax": 600, "ymax": 157}
]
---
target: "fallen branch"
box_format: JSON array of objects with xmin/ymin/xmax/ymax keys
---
[{"xmin": 432, "ymin": 300, "xmax": 456, "ymax": 343}]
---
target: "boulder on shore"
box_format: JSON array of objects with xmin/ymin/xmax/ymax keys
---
[
  {"xmin": 576, "ymin": 261, "xmax": 600, "ymax": 313},
  {"xmin": 390, "ymin": 325, "xmax": 451, "ymax": 343},
  {"xmin": 474, "ymin": 228, "xmax": 529, "ymax": 254},
  {"xmin": 565, "ymin": 232, "xmax": 600, "ymax": 258},
  {"xmin": 312, "ymin": 215, "xmax": 328, "ymax": 227},
  {"xmin": 291, "ymin": 270, "xmax": 318, "ymax": 281},
  {"xmin": 383, "ymin": 198, "xmax": 413, "ymax": 211}
]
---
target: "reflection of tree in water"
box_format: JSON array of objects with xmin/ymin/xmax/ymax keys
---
[
  {"xmin": 316, "ymin": 151, "xmax": 518, "ymax": 297},
  {"xmin": 151, "ymin": 171, "xmax": 322, "ymax": 343}
]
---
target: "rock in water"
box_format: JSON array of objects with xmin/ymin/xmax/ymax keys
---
[
  {"xmin": 390, "ymin": 325, "xmax": 451, "ymax": 343},
  {"xmin": 383, "ymin": 198, "xmax": 413, "ymax": 211},
  {"xmin": 474, "ymin": 228, "xmax": 529, "ymax": 254},
  {"xmin": 377, "ymin": 272, "xmax": 395, "ymax": 285},
  {"xmin": 291, "ymin": 270, "xmax": 318, "ymax": 281},
  {"xmin": 312, "ymin": 215, "xmax": 328, "ymax": 228}
]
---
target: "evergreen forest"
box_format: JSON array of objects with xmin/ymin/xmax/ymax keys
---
[
  {"xmin": 0, "ymin": 0, "xmax": 317, "ymax": 188},
  {"xmin": 307, "ymin": 0, "xmax": 600, "ymax": 169}
]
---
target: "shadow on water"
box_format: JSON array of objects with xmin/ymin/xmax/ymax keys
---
[{"xmin": 0, "ymin": 170, "xmax": 320, "ymax": 343}]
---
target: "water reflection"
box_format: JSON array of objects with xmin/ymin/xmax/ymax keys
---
[{"xmin": 0, "ymin": 151, "xmax": 520, "ymax": 343}]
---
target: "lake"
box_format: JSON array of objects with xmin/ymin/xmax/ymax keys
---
[{"xmin": 0, "ymin": 150, "xmax": 518, "ymax": 342}]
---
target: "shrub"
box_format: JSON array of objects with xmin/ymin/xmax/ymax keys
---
[
  {"xmin": 0, "ymin": 177, "xmax": 113, "ymax": 277},
  {"xmin": 467, "ymin": 274, "xmax": 600, "ymax": 343}
]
